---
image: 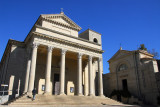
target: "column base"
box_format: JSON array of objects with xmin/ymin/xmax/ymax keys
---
[
  {"xmin": 88, "ymin": 94, "xmax": 95, "ymax": 97},
  {"xmin": 84, "ymin": 93, "xmax": 89, "ymax": 96},
  {"xmin": 23, "ymin": 92, "xmax": 27, "ymax": 94},
  {"xmin": 27, "ymin": 91, "xmax": 32, "ymax": 96},
  {"xmin": 59, "ymin": 93, "xmax": 66, "ymax": 96},
  {"xmin": 98, "ymin": 94, "xmax": 105, "ymax": 97},
  {"xmin": 77, "ymin": 93, "xmax": 84, "ymax": 96},
  {"xmin": 43, "ymin": 92, "xmax": 51, "ymax": 95}
]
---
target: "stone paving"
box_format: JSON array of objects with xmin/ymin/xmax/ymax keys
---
[{"xmin": 0, "ymin": 105, "xmax": 141, "ymax": 107}]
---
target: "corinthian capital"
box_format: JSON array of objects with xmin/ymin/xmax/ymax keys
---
[
  {"xmin": 32, "ymin": 43, "xmax": 39, "ymax": 49},
  {"xmin": 98, "ymin": 57, "xmax": 102, "ymax": 62},
  {"xmin": 48, "ymin": 46, "xmax": 54, "ymax": 52},
  {"xmin": 61, "ymin": 49, "xmax": 67, "ymax": 55},
  {"xmin": 78, "ymin": 53, "xmax": 83, "ymax": 59},
  {"xmin": 88, "ymin": 55, "xmax": 92, "ymax": 61}
]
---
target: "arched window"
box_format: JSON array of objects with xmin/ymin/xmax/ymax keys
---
[
  {"xmin": 93, "ymin": 38, "xmax": 98, "ymax": 43},
  {"xmin": 118, "ymin": 64, "xmax": 128, "ymax": 71}
]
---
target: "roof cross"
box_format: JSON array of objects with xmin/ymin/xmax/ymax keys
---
[
  {"xmin": 120, "ymin": 43, "xmax": 122, "ymax": 50},
  {"xmin": 61, "ymin": 8, "xmax": 63, "ymax": 12}
]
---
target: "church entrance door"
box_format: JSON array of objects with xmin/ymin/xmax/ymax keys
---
[
  {"xmin": 53, "ymin": 74, "xmax": 60, "ymax": 95},
  {"xmin": 122, "ymin": 79, "xmax": 128, "ymax": 91}
]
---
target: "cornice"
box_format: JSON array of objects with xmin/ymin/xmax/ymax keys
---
[
  {"xmin": 137, "ymin": 50, "xmax": 154, "ymax": 57},
  {"xmin": 88, "ymin": 28, "xmax": 102, "ymax": 35},
  {"xmin": 108, "ymin": 49, "xmax": 154, "ymax": 64},
  {"xmin": 108, "ymin": 50, "xmax": 133, "ymax": 63},
  {"xmin": 108, "ymin": 54, "xmax": 132, "ymax": 64},
  {"xmin": 32, "ymin": 32, "xmax": 104, "ymax": 54},
  {"xmin": 35, "ymin": 24, "xmax": 101, "ymax": 46},
  {"xmin": 9, "ymin": 39, "xmax": 25, "ymax": 47}
]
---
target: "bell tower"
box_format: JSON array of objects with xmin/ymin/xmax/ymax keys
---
[{"xmin": 79, "ymin": 29, "xmax": 102, "ymax": 45}]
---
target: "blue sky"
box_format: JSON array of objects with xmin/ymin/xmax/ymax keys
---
[{"xmin": 0, "ymin": 0, "xmax": 160, "ymax": 74}]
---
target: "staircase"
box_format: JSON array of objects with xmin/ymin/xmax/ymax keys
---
[{"xmin": 7, "ymin": 94, "xmax": 126, "ymax": 106}]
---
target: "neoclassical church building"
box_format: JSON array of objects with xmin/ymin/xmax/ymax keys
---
[{"xmin": 0, "ymin": 12, "xmax": 104, "ymax": 100}]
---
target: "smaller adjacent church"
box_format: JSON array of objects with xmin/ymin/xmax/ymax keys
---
[
  {"xmin": 0, "ymin": 12, "xmax": 104, "ymax": 101},
  {"xmin": 103, "ymin": 48, "xmax": 160, "ymax": 106}
]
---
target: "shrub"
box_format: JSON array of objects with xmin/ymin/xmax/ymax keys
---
[{"xmin": 110, "ymin": 89, "xmax": 131, "ymax": 98}]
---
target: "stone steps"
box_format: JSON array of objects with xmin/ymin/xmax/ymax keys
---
[{"xmin": 8, "ymin": 95, "xmax": 124, "ymax": 106}]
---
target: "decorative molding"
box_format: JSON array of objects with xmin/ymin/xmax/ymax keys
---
[
  {"xmin": 35, "ymin": 25, "xmax": 101, "ymax": 46},
  {"xmin": 42, "ymin": 17, "xmax": 80, "ymax": 31},
  {"xmin": 32, "ymin": 32, "xmax": 104, "ymax": 54},
  {"xmin": 41, "ymin": 14, "xmax": 81, "ymax": 31}
]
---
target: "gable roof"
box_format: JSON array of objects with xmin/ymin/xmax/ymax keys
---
[
  {"xmin": 108, "ymin": 49, "xmax": 154, "ymax": 63},
  {"xmin": 41, "ymin": 12, "xmax": 82, "ymax": 31},
  {"xmin": 108, "ymin": 49, "xmax": 132, "ymax": 63}
]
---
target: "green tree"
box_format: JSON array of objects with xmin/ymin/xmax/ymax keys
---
[
  {"xmin": 148, "ymin": 49, "xmax": 159, "ymax": 59},
  {"xmin": 138, "ymin": 44, "xmax": 147, "ymax": 51}
]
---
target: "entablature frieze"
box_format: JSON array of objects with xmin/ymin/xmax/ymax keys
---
[
  {"xmin": 35, "ymin": 24, "xmax": 101, "ymax": 46},
  {"xmin": 31, "ymin": 35, "xmax": 103, "ymax": 59},
  {"xmin": 31, "ymin": 32, "xmax": 103, "ymax": 56}
]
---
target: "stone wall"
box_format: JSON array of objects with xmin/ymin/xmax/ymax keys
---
[
  {"xmin": 155, "ymin": 72, "xmax": 160, "ymax": 93},
  {"xmin": 104, "ymin": 50, "xmax": 159, "ymax": 106},
  {"xmin": 138, "ymin": 60, "xmax": 159, "ymax": 105},
  {"xmin": 0, "ymin": 44, "xmax": 27, "ymax": 100}
]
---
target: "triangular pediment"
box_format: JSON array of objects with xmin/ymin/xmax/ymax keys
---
[
  {"xmin": 108, "ymin": 50, "xmax": 132, "ymax": 62},
  {"xmin": 41, "ymin": 13, "xmax": 81, "ymax": 31},
  {"xmin": 50, "ymin": 18, "xmax": 71, "ymax": 26}
]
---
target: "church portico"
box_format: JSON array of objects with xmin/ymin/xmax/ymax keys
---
[{"xmin": 25, "ymin": 41, "xmax": 103, "ymax": 96}]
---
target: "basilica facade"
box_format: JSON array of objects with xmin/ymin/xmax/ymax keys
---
[{"xmin": 0, "ymin": 12, "xmax": 104, "ymax": 99}]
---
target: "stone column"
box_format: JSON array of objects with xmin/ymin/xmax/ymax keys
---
[
  {"xmin": 59, "ymin": 49, "xmax": 67, "ymax": 95},
  {"xmin": 92, "ymin": 61, "xmax": 96, "ymax": 96},
  {"xmin": 77, "ymin": 53, "xmax": 83, "ymax": 96},
  {"xmin": 24, "ymin": 48, "xmax": 31, "ymax": 93},
  {"xmin": 98, "ymin": 58, "xmax": 104, "ymax": 96},
  {"xmin": 27, "ymin": 43, "xmax": 39, "ymax": 95},
  {"xmin": 84, "ymin": 62, "xmax": 89, "ymax": 96},
  {"xmin": 44, "ymin": 46, "xmax": 53, "ymax": 94},
  {"xmin": 88, "ymin": 55, "xmax": 94, "ymax": 96}
]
